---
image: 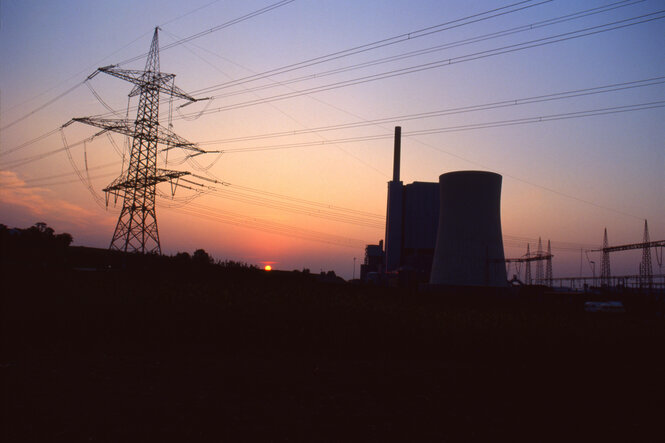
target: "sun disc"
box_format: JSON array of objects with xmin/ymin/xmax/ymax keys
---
[{"xmin": 264, "ymin": 265, "xmax": 272, "ymax": 271}]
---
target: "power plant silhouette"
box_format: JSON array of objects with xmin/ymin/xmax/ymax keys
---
[
  {"xmin": 361, "ymin": 126, "xmax": 663, "ymax": 290},
  {"xmin": 430, "ymin": 170, "xmax": 507, "ymax": 287},
  {"xmin": 363, "ymin": 126, "xmax": 507, "ymax": 286}
]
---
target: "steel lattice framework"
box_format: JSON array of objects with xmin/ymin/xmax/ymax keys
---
[
  {"xmin": 73, "ymin": 28, "xmax": 204, "ymax": 254},
  {"xmin": 588, "ymin": 221, "xmax": 664, "ymax": 289},
  {"xmin": 505, "ymin": 241, "xmax": 553, "ymax": 285},
  {"xmin": 640, "ymin": 220, "xmax": 653, "ymax": 287},
  {"xmin": 600, "ymin": 228, "xmax": 611, "ymax": 286}
]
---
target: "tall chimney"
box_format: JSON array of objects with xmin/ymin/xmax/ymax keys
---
[
  {"xmin": 385, "ymin": 126, "xmax": 403, "ymax": 272},
  {"xmin": 393, "ymin": 126, "xmax": 401, "ymax": 182}
]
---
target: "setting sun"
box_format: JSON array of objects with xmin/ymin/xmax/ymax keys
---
[{"xmin": 264, "ymin": 265, "xmax": 272, "ymax": 271}]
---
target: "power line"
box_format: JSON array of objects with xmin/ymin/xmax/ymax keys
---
[
  {"xmin": 159, "ymin": 0, "xmax": 223, "ymax": 27},
  {"xmin": 178, "ymin": 10, "xmax": 665, "ymax": 118},
  {"xmin": 1, "ymin": 171, "xmax": 118, "ymax": 189},
  {"xmin": 189, "ymin": 0, "xmax": 553, "ymax": 96},
  {"xmin": 226, "ymin": 182, "xmax": 384, "ymax": 219},
  {"xmin": 204, "ymin": 186, "xmax": 385, "ymax": 229},
  {"xmin": 161, "ymin": 200, "xmax": 369, "ymax": 249},
  {"xmin": 3, "ymin": 94, "xmax": 662, "ymax": 223},
  {"xmin": 3, "ymin": 97, "xmax": 662, "ymax": 183},
  {"xmin": 194, "ymin": 77, "xmax": 665, "ymax": 146},
  {"xmin": 116, "ymin": 0, "xmax": 296, "ymax": 66},
  {"xmin": 85, "ymin": 2, "xmax": 656, "ymax": 124},
  {"xmin": 6, "ymin": 161, "xmax": 119, "ymax": 184},
  {"xmin": 0, "ymin": 137, "xmax": 88, "ymax": 169},
  {"xmin": 0, "ymin": 127, "xmax": 62, "ymax": 157},
  {"xmin": 194, "ymin": 0, "xmax": 644, "ymax": 100},
  {"xmin": 89, "ymin": 0, "xmax": 560, "ymax": 122},
  {"xmin": 0, "ymin": 32, "xmax": 156, "ymax": 129},
  {"xmin": 0, "ymin": 81, "xmax": 86, "ymax": 131},
  {"xmin": 209, "ymin": 100, "xmax": 665, "ymax": 154},
  {"xmin": 0, "ymin": 0, "xmax": 291, "ymax": 132}
]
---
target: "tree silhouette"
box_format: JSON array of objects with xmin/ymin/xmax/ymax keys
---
[{"xmin": 193, "ymin": 249, "xmax": 213, "ymax": 265}]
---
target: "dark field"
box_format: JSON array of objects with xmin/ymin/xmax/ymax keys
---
[{"xmin": 2, "ymin": 263, "xmax": 663, "ymax": 442}]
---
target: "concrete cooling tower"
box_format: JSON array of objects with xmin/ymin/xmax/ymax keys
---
[{"xmin": 429, "ymin": 171, "xmax": 507, "ymax": 287}]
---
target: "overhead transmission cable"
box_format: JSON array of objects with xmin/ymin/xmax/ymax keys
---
[
  {"xmin": 90, "ymin": 0, "xmax": 559, "ymax": 123},
  {"xmin": 194, "ymin": 0, "xmax": 644, "ymax": 100},
  {"xmin": 189, "ymin": 0, "xmax": 553, "ymax": 96},
  {"xmin": 0, "ymin": 0, "xmax": 291, "ymax": 133},
  {"xmin": 196, "ymin": 101, "xmax": 665, "ymax": 154},
  {"xmin": 59, "ymin": 129, "xmax": 106, "ymax": 208},
  {"xmin": 158, "ymin": 195, "xmax": 602, "ymax": 252},
  {"xmin": 0, "ymin": 81, "xmax": 86, "ymax": 131},
  {"xmin": 116, "ymin": 0, "xmax": 296, "ymax": 66},
  {"xmin": 178, "ymin": 9, "xmax": 665, "ymax": 118},
  {"xmin": 3, "ymin": 83, "xmax": 662, "ymax": 169},
  {"xmin": 2, "ymin": 172, "xmax": 119, "ymax": 189},
  {"xmin": 194, "ymin": 77, "xmax": 665, "ymax": 146},
  {"xmin": 85, "ymin": 1, "xmax": 650, "ymax": 122},
  {"xmin": 6, "ymin": 161, "xmax": 119, "ymax": 184},
  {"xmin": 0, "ymin": 32, "xmax": 154, "ymax": 131},
  {"xmin": 162, "ymin": 200, "xmax": 369, "ymax": 249},
  {"xmin": 203, "ymin": 186, "xmax": 384, "ymax": 228}
]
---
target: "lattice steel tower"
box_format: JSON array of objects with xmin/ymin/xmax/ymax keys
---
[
  {"xmin": 640, "ymin": 219, "xmax": 653, "ymax": 288},
  {"xmin": 545, "ymin": 239, "xmax": 553, "ymax": 286},
  {"xmin": 74, "ymin": 28, "xmax": 204, "ymax": 254},
  {"xmin": 600, "ymin": 228, "xmax": 611, "ymax": 286}
]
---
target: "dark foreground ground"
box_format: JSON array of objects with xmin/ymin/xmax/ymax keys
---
[{"xmin": 2, "ymin": 264, "xmax": 663, "ymax": 442}]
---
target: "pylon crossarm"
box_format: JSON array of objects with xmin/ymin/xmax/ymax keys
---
[
  {"xmin": 73, "ymin": 117, "xmax": 133, "ymax": 136},
  {"xmin": 72, "ymin": 116, "xmax": 202, "ymax": 152},
  {"xmin": 505, "ymin": 253, "xmax": 553, "ymax": 263},
  {"xmin": 589, "ymin": 240, "xmax": 665, "ymax": 253},
  {"xmin": 98, "ymin": 66, "xmax": 196, "ymax": 102},
  {"xmin": 103, "ymin": 170, "xmax": 189, "ymax": 192},
  {"xmin": 159, "ymin": 129, "xmax": 204, "ymax": 153}
]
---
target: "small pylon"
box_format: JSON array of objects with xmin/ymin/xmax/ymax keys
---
[
  {"xmin": 600, "ymin": 228, "xmax": 611, "ymax": 286},
  {"xmin": 546, "ymin": 239, "xmax": 553, "ymax": 286},
  {"xmin": 640, "ymin": 219, "xmax": 653, "ymax": 288},
  {"xmin": 525, "ymin": 244, "xmax": 532, "ymax": 285},
  {"xmin": 536, "ymin": 237, "xmax": 544, "ymax": 285}
]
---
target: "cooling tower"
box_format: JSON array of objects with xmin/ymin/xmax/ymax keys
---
[{"xmin": 429, "ymin": 171, "xmax": 507, "ymax": 287}]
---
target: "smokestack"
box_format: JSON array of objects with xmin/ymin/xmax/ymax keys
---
[
  {"xmin": 385, "ymin": 126, "xmax": 404, "ymax": 272},
  {"xmin": 393, "ymin": 126, "xmax": 401, "ymax": 182}
]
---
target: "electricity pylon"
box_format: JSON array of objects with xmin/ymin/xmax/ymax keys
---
[
  {"xmin": 640, "ymin": 219, "xmax": 652, "ymax": 288},
  {"xmin": 545, "ymin": 239, "xmax": 553, "ymax": 286},
  {"xmin": 600, "ymin": 228, "xmax": 611, "ymax": 286},
  {"xmin": 73, "ymin": 27, "xmax": 205, "ymax": 254}
]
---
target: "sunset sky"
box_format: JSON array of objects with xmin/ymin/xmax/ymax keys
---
[{"xmin": 1, "ymin": 0, "xmax": 663, "ymax": 279}]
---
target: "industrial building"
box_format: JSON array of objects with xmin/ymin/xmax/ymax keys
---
[
  {"xmin": 359, "ymin": 240, "xmax": 383, "ymax": 282},
  {"xmin": 363, "ymin": 126, "xmax": 508, "ymax": 288},
  {"xmin": 364, "ymin": 126, "xmax": 441, "ymax": 283},
  {"xmin": 429, "ymin": 170, "xmax": 507, "ymax": 287}
]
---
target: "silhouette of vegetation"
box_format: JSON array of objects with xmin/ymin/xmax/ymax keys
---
[
  {"xmin": 192, "ymin": 248, "xmax": 213, "ymax": 265},
  {"xmin": 1, "ymin": 221, "xmax": 663, "ymax": 441},
  {"xmin": 0, "ymin": 222, "xmax": 73, "ymax": 268}
]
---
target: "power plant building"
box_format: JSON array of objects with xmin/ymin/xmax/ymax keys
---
[
  {"xmin": 429, "ymin": 171, "xmax": 507, "ymax": 287},
  {"xmin": 365, "ymin": 126, "xmax": 508, "ymax": 288},
  {"xmin": 383, "ymin": 127, "xmax": 440, "ymax": 282}
]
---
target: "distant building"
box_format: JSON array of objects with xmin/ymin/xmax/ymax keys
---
[
  {"xmin": 360, "ymin": 240, "xmax": 383, "ymax": 281},
  {"xmin": 364, "ymin": 126, "xmax": 507, "ymax": 287},
  {"xmin": 429, "ymin": 171, "xmax": 507, "ymax": 287},
  {"xmin": 364, "ymin": 127, "xmax": 440, "ymax": 284}
]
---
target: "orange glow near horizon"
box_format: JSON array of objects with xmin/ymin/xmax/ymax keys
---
[{"xmin": 264, "ymin": 265, "xmax": 272, "ymax": 271}]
